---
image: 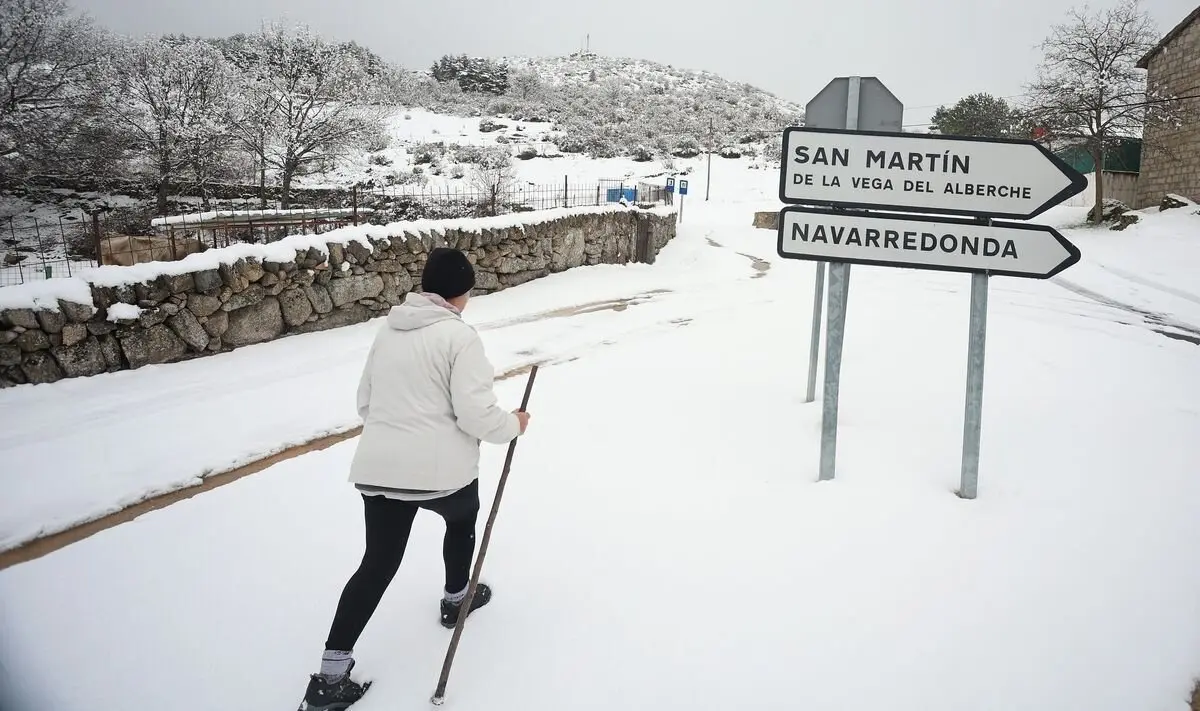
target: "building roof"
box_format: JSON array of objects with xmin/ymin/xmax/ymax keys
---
[{"xmin": 1137, "ymin": 5, "xmax": 1200, "ymax": 69}]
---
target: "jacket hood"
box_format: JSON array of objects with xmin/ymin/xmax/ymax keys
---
[{"xmin": 386, "ymin": 292, "xmax": 462, "ymax": 331}]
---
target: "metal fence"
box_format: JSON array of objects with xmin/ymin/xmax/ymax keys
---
[
  {"xmin": 0, "ymin": 176, "xmax": 675, "ymax": 287},
  {"xmin": 1, "ymin": 214, "xmax": 96, "ymax": 286}
]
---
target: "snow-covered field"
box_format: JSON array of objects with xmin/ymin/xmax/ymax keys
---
[{"xmin": 2, "ymin": 162, "xmax": 1200, "ymax": 711}]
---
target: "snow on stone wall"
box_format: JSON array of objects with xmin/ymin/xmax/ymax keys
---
[{"xmin": 0, "ymin": 205, "xmax": 676, "ymax": 387}]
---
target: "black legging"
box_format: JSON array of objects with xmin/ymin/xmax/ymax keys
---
[{"xmin": 324, "ymin": 480, "xmax": 480, "ymax": 651}]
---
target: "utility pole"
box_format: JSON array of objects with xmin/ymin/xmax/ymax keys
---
[{"xmin": 705, "ymin": 117, "xmax": 713, "ymax": 201}]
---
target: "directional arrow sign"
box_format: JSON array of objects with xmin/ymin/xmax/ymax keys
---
[
  {"xmin": 776, "ymin": 206, "xmax": 1081, "ymax": 279},
  {"xmin": 778, "ymin": 127, "xmax": 1088, "ymax": 219}
]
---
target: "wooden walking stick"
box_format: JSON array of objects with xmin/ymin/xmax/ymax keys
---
[{"xmin": 431, "ymin": 364, "xmax": 539, "ymax": 706}]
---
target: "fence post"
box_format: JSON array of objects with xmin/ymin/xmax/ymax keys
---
[
  {"xmin": 91, "ymin": 212, "xmax": 102, "ymax": 266},
  {"xmin": 58, "ymin": 216, "xmax": 72, "ymax": 277},
  {"xmin": 563, "ymin": 176, "xmax": 568, "ymax": 208},
  {"xmin": 352, "ymin": 186, "xmax": 359, "ymax": 226}
]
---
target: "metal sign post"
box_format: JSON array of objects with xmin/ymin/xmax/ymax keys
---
[
  {"xmin": 799, "ymin": 77, "xmax": 903, "ymax": 407},
  {"xmin": 678, "ymin": 179, "xmax": 688, "ymax": 222},
  {"xmin": 777, "ymin": 76, "xmax": 1086, "ymax": 496}
]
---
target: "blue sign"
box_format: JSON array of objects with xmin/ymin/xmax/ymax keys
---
[
  {"xmin": 605, "ymin": 187, "xmax": 637, "ymax": 203},
  {"xmin": 679, "ymin": 180, "xmax": 689, "ymax": 196},
  {"xmin": 666, "ymin": 177, "xmax": 676, "ymax": 194}
]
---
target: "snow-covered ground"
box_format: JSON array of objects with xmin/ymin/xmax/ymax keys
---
[{"xmin": 2, "ymin": 168, "xmax": 1199, "ymax": 711}]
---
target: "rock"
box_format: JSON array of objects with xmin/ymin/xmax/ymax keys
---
[
  {"xmin": 2, "ymin": 365, "xmax": 28, "ymax": 385},
  {"xmin": 1100, "ymin": 199, "xmax": 1129, "ymax": 221},
  {"xmin": 4, "ymin": 309, "xmax": 40, "ymax": 329},
  {"xmin": 279, "ymin": 287, "xmax": 314, "ymax": 327},
  {"xmin": 304, "ymin": 285, "xmax": 334, "ymax": 314},
  {"xmin": 224, "ymin": 297, "xmax": 284, "ymax": 347},
  {"xmin": 1111, "ymin": 213, "xmax": 1140, "ymax": 231},
  {"xmin": 0, "ymin": 330, "xmax": 16, "ymax": 345},
  {"xmin": 262, "ymin": 260, "xmax": 284, "ymax": 274},
  {"xmin": 550, "ymin": 227, "xmax": 585, "ymax": 272},
  {"xmin": 242, "ymin": 260, "xmax": 265, "ymax": 282},
  {"xmin": 299, "ymin": 247, "xmax": 325, "ymax": 269},
  {"xmin": 328, "ymin": 243, "xmax": 345, "ymax": 266},
  {"xmin": 53, "ymin": 338, "xmax": 107, "ymax": 377},
  {"xmin": 1160, "ymin": 194, "xmax": 1191, "ymax": 211},
  {"xmin": 345, "ymin": 240, "xmax": 372, "ymax": 264},
  {"xmin": 752, "ymin": 211, "xmax": 778, "ymax": 230},
  {"xmin": 292, "ymin": 303, "xmax": 371, "ymax": 334},
  {"xmin": 366, "ymin": 260, "xmax": 408, "ymax": 273},
  {"xmin": 98, "ymin": 335, "xmax": 123, "ymax": 370},
  {"xmin": 0, "ymin": 344, "xmax": 21, "ymax": 367},
  {"xmin": 474, "ymin": 271, "xmax": 501, "ymax": 291},
  {"xmin": 114, "ymin": 284, "xmax": 137, "ymax": 305},
  {"xmin": 21, "ymin": 351, "xmax": 63, "ymax": 384},
  {"xmin": 203, "ymin": 310, "xmax": 228, "ymax": 338},
  {"xmin": 205, "ymin": 337, "xmax": 223, "ymax": 352},
  {"xmin": 267, "ymin": 281, "xmax": 286, "ymax": 297},
  {"xmin": 188, "ymin": 293, "xmax": 222, "ymax": 318},
  {"xmin": 315, "ymin": 268, "xmax": 333, "ymax": 286},
  {"xmin": 36, "ymin": 310, "xmax": 66, "ymax": 334},
  {"xmin": 327, "ymin": 273, "xmax": 384, "ymax": 307},
  {"xmin": 57, "ymin": 299, "xmax": 96, "ymax": 323},
  {"xmin": 135, "ymin": 281, "xmax": 170, "ymax": 303},
  {"xmin": 292, "ymin": 270, "xmax": 316, "ymax": 288},
  {"xmin": 260, "ymin": 272, "xmax": 279, "ymax": 287},
  {"xmin": 163, "ymin": 273, "xmax": 196, "ymax": 294},
  {"xmin": 219, "ymin": 259, "xmax": 243, "ymax": 287},
  {"xmin": 62, "ymin": 323, "xmax": 88, "ymax": 347},
  {"xmin": 162, "ymin": 302, "xmax": 180, "ymax": 316},
  {"xmin": 16, "ymin": 329, "xmax": 49, "ymax": 352},
  {"xmin": 87, "ymin": 320, "xmax": 117, "ymax": 336},
  {"xmin": 137, "ymin": 307, "xmax": 170, "ymax": 328},
  {"xmin": 167, "ymin": 309, "xmax": 209, "ymax": 351},
  {"xmin": 194, "ymin": 269, "xmax": 222, "ymax": 294},
  {"xmin": 222, "ymin": 284, "xmax": 265, "ymax": 312},
  {"xmin": 119, "ymin": 324, "xmax": 188, "ymax": 369}
]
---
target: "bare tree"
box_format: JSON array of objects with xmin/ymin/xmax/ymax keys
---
[
  {"xmin": 99, "ymin": 36, "xmax": 234, "ymax": 214},
  {"xmin": 227, "ymin": 22, "xmax": 387, "ymax": 209},
  {"xmin": 1022, "ymin": 0, "xmax": 1187, "ymax": 223},
  {"xmin": 468, "ymin": 147, "xmax": 516, "ymax": 216},
  {"xmin": 0, "ymin": 0, "xmax": 106, "ymax": 178}
]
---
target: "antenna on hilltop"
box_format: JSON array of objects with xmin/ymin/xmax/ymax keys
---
[{"xmin": 586, "ymin": 34, "xmax": 590, "ymax": 53}]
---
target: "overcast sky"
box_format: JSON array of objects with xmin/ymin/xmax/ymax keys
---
[{"xmin": 73, "ymin": 0, "xmax": 1196, "ymax": 127}]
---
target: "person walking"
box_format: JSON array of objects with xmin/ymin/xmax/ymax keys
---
[{"xmin": 298, "ymin": 247, "xmax": 531, "ymax": 711}]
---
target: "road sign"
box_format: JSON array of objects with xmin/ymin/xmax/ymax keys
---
[
  {"xmin": 804, "ymin": 77, "xmax": 903, "ymax": 131},
  {"xmin": 777, "ymin": 205, "xmax": 1081, "ymax": 279},
  {"xmin": 666, "ymin": 177, "xmax": 675, "ymax": 193},
  {"xmin": 679, "ymin": 180, "xmax": 689, "ymax": 196},
  {"xmin": 778, "ymin": 127, "xmax": 1088, "ymax": 220}
]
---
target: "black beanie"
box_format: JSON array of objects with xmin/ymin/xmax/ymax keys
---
[{"xmin": 421, "ymin": 247, "xmax": 476, "ymax": 299}]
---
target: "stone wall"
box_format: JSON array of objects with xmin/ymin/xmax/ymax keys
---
[
  {"xmin": 1136, "ymin": 12, "xmax": 1200, "ymax": 209},
  {"xmin": 0, "ymin": 206, "xmax": 676, "ymax": 388}
]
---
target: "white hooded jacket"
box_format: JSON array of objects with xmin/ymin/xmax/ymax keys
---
[{"xmin": 347, "ymin": 292, "xmax": 521, "ymax": 493}]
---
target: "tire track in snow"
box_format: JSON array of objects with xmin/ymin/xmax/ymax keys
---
[{"xmin": 1052, "ymin": 277, "xmax": 1200, "ymax": 346}]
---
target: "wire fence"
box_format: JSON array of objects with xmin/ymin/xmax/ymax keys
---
[{"xmin": 0, "ymin": 176, "xmax": 676, "ymax": 287}]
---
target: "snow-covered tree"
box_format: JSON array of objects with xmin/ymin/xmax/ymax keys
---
[
  {"xmin": 931, "ymin": 93, "xmax": 1017, "ymax": 138},
  {"xmin": 1022, "ymin": 0, "xmax": 1188, "ymax": 223},
  {"xmin": 99, "ymin": 35, "xmax": 234, "ymax": 213},
  {"xmin": 468, "ymin": 147, "xmax": 515, "ymax": 216},
  {"xmin": 227, "ymin": 22, "xmax": 388, "ymax": 208},
  {"xmin": 0, "ymin": 0, "xmax": 107, "ymax": 179},
  {"xmin": 507, "ymin": 70, "xmax": 544, "ymax": 102}
]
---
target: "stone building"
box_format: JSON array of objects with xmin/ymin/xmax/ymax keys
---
[{"xmin": 1135, "ymin": 6, "xmax": 1200, "ymax": 208}]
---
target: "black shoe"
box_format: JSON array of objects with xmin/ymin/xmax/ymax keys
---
[
  {"xmin": 440, "ymin": 583, "xmax": 492, "ymax": 629},
  {"xmin": 298, "ymin": 660, "xmax": 372, "ymax": 711}
]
